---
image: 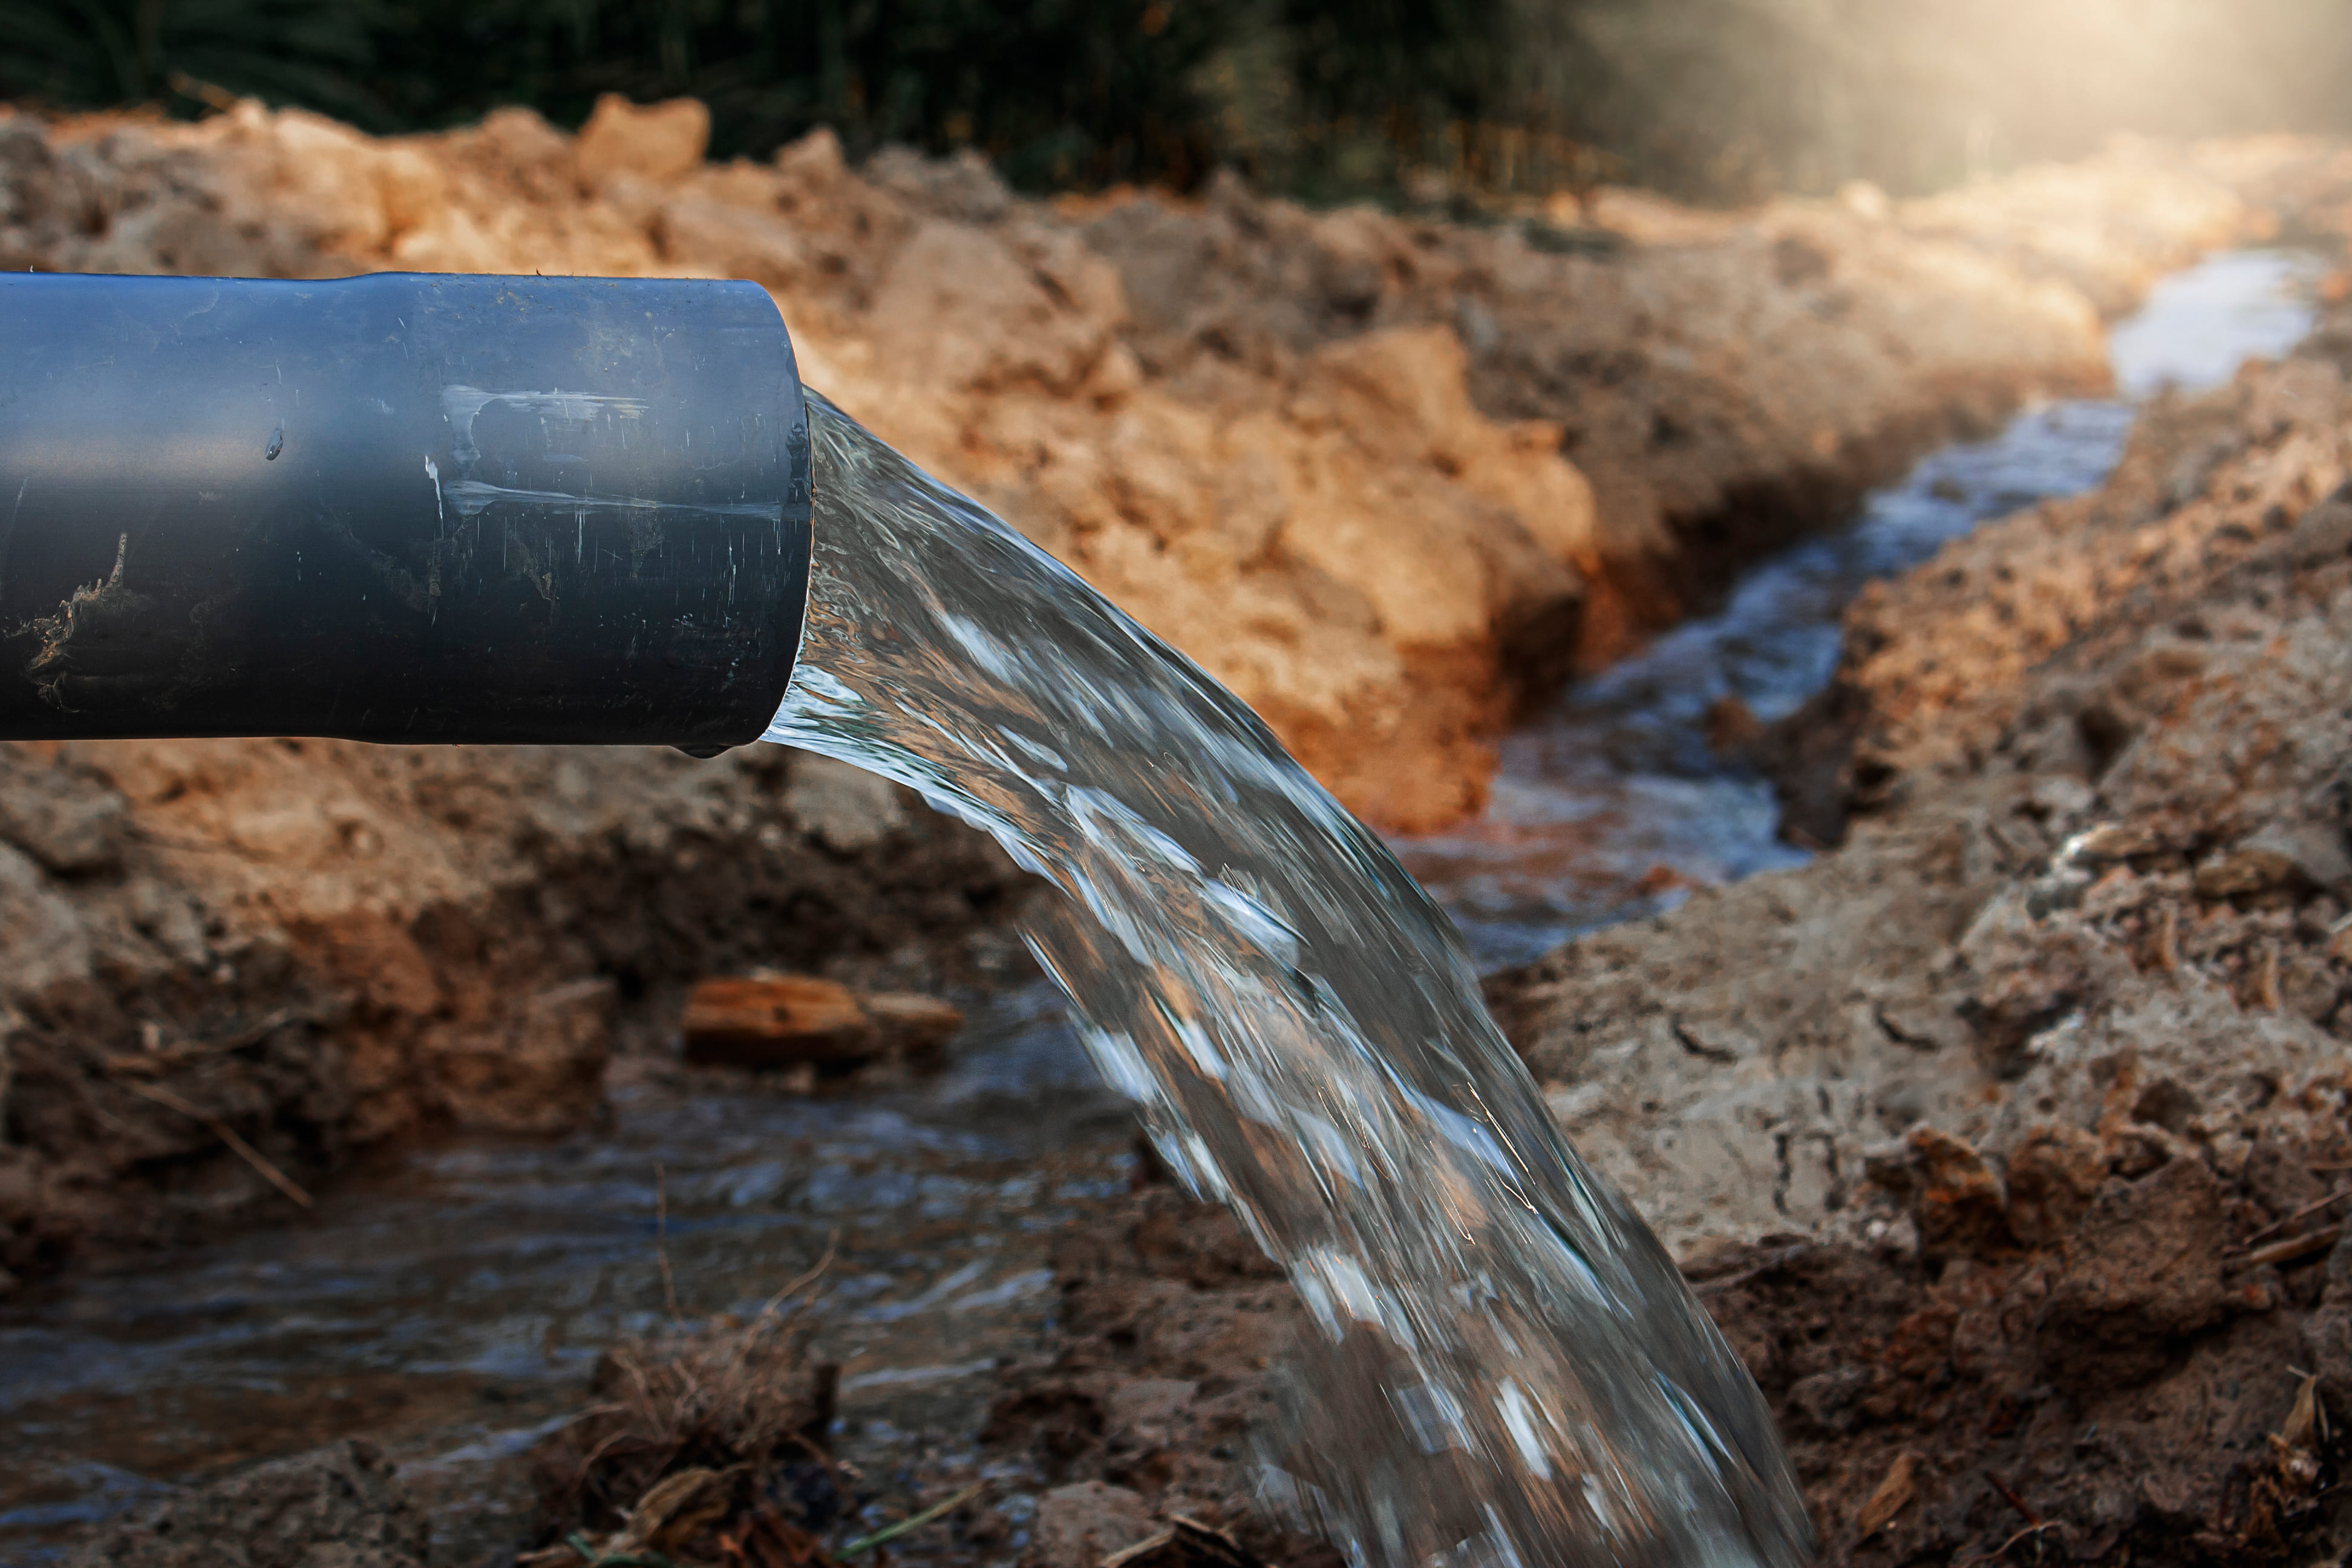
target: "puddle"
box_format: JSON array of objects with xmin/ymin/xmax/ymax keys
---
[{"xmin": 0, "ymin": 985, "xmax": 1135, "ymax": 1563}]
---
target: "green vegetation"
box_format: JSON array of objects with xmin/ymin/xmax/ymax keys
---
[{"xmin": 4, "ymin": 0, "xmax": 2350, "ymax": 203}]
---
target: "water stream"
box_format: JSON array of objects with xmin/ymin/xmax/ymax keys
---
[
  {"xmin": 766, "ymin": 394, "xmax": 1807, "ymax": 1568},
  {"xmin": 1399, "ymin": 249, "xmax": 2322, "ymax": 969},
  {"xmin": 0, "ymin": 249, "xmax": 2319, "ymax": 1568}
]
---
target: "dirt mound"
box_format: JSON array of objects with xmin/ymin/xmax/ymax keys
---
[
  {"xmin": 0, "ymin": 99, "xmax": 2295, "ymax": 829},
  {"xmin": 0, "ymin": 742, "xmax": 1027, "ymax": 1290},
  {"xmin": 973, "ymin": 1165, "xmax": 2352, "ymax": 1567},
  {"xmin": 1474, "ymin": 214, "xmax": 2352, "ymax": 1561},
  {"xmin": 0, "ymin": 97, "xmax": 2307, "ymax": 1289}
]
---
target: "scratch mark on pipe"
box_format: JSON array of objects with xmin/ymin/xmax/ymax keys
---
[
  {"xmin": 423, "ymin": 456, "xmax": 443, "ymax": 525},
  {"xmin": 439, "ymin": 478, "xmax": 780, "ymax": 522},
  {"xmin": 442, "ymin": 385, "xmax": 648, "ymax": 466}
]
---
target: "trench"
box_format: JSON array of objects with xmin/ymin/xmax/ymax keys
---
[{"xmin": 0, "ymin": 249, "xmax": 2321, "ymax": 1566}]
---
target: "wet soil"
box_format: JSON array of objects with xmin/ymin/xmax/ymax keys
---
[
  {"xmin": 10, "ymin": 104, "xmax": 2352, "ymax": 1568},
  {"xmin": 1, "ymin": 103, "xmax": 2311, "ymax": 1333},
  {"xmin": 24, "ymin": 241, "xmax": 2351, "ymax": 1568},
  {"xmin": 0, "ymin": 743, "xmax": 1033, "ymax": 1301},
  {"xmin": 1, "ymin": 99, "xmax": 2324, "ymax": 830}
]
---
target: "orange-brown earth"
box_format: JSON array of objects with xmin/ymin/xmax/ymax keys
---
[
  {"xmin": 0, "ymin": 97, "xmax": 2327, "ymax": 1289},
  {"xmin": 0, "ymin": 96, "xmax": 2286, "ymax": 829},
  {"xmin": 22, "ymin": 100, "xmax": 2352, "ymax": 1568},
  {"xmin": 1468, "ymin": 255, "xmax": 2352, "ymax": 1563}
]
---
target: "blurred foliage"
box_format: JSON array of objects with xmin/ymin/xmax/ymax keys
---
[
  {"xmin": 358, "ymin": 0, "xmax": 1249, "ymax": 189},
  {"xmin": 5, "ymin": 0, "xmax": 2352, "ymax": 203},
  {"xmin": 0, "ymin": 0, "xmax": 390, "ymax": 122}
]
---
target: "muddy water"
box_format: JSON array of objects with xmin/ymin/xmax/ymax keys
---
[
  {"xmin": 0, "ymin": 250, "xmax": 2319, "ymax": 1568},
  {"xmin": 1399, "ymin": 249, "xmax": 2322, "ymax": 969},
  {"xmin": 0, "ymin": 990, "xmax": 1144, "ymax": 1564}
]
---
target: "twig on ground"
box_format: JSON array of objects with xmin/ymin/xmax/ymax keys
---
[
  {"xmin": 561, "ymin": 1530, "xmax": 684, "ymax": 1568},
  {"xmin": 656, "ymin": 1163, "xmax": 684, "ymax": 1325},
  {"xmin": 2230, "ymin": 1189, "xmax": 2352, "ymax": 1253},
  {"xmin": 114, "ymin": 1077, "xmax": 313, "ymax": 1208},
  {"xmin": 1986, "ymin": 1472, "xmax": 2040, "ymax": 1526},
  {"xmin": 837, "ymin": 1483, "xmax": 984, "ymax": 1558},
  {"xmin": 2229, "ymin": 1226, "xmax": 2344, "ymax": 1273},
  {"xmin": 102, "ymin": 1008, "xmax": 313, "ymax": 1075},
  {"xmin": 1959, "ymin": 1521, "xmax": 2062, "ymax": 1567}
]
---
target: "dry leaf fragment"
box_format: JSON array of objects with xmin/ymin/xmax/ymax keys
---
[
  {"xmin": 1857, "ymin": 1452, "xmax": 1919, "ymax": 1537},
  {"xmin": 2278, "ymin": 1372, "xmax": 2321, "ymax": 1452}
]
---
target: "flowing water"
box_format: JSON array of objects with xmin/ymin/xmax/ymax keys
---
[
  {"xmin": 0, "ymin": 248, "xmax": 2319, "ymax": 1568},
  {"xmin": 765, "ymin": 394, "xmax": 1809, "ymax": 1568},
  {"xmin": 1400, "ymin": 249, "xmax": 2322, "ymax": 969}
]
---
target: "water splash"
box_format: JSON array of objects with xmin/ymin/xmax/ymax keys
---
[{"xmin": 767, "ymin": 393, "xmax": 1811, "ymax": 1568}]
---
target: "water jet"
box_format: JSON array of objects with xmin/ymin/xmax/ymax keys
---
[{"xmin": 0, "ymin": 272, "xmax": 1810, "ymax": 1568}]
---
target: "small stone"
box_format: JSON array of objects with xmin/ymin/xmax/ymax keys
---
[
  {"xmin": 2043, "ymin": 1157, "xmax": 2229, "ymax": 1389},
  {"xmin": 2071, "ymin": 819, "xmax": 2166, "ymax": 864},
  {"xmin": 1902, "ymin": 1125, "xmax": 2009, "ymax": 1257},
  {"xmin": 2003, "ymin": 1123, "xmax": 2106, "ymax": 1247},
  {"xmin": 681, "ymin": 975, "xmax": 878, "ymax": 1071},
  {"xmin": 1786, "ymin": 1364, "xmax": 1871, "ymax": 1436},
  {"xmin": 782, "ymin": 754, "xmax": 907, "ymax": 854},
  {"xmin": 0, "ymin": 760, "xmax": 128, "ymax": 876},
  {"xmin": 2244, "ymin": 822, "xmax": 2352, "ymax": 892},
  {"xmin": 2293, "ymin": 494, "xmax": 2352, "ymax": 566},
  {"xmin": 2195, "ymin": 848, "xmax": 2301, "ymax": 900}
]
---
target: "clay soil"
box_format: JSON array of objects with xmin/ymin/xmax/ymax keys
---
[
  {"xmin": 71, "ymin": 264, "xmax": 2352, "ymax": 1568},
  {"xmin": 0, "ymin": 94, "xmax": 2339, "ymax": 1295},
  {"xmin": 24, "ymin": 96, "xmax": 2352, "ymax": 1568}
]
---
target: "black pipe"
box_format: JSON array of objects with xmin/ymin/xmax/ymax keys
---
[{"xmin": 0, "ymin": 272, "xmax": 811, "ymax": 752}]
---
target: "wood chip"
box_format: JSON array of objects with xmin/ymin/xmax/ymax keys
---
[{"xmin": 863, "ymin": 992, "xmax": 965, "ymax": 1065}]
